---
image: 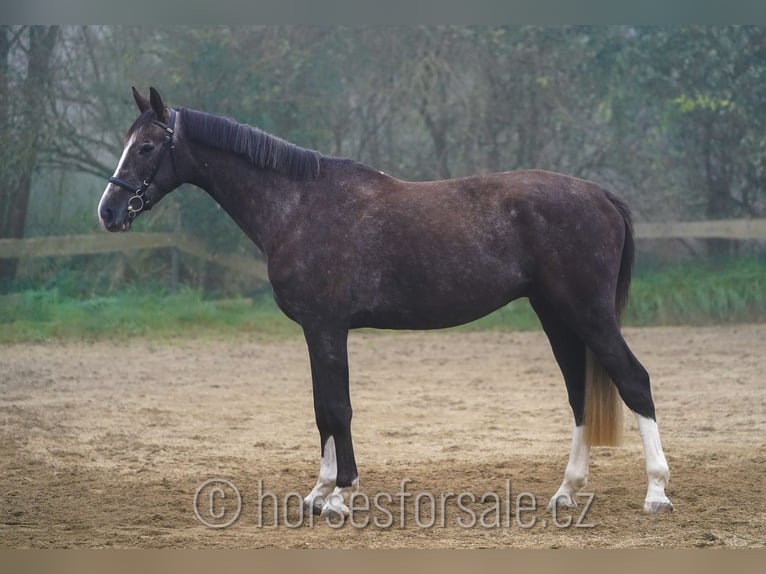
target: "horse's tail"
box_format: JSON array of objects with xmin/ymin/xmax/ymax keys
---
[{"xmin": 583, "ymin": 190, "xmax": 633, "ymax": 447}]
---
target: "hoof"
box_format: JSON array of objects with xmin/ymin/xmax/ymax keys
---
[
  {"xmin": 320, "ymin": 499, "xmax": 350, "ymax": 524},
  {"xmin": 319, "ymin": 484, "xmax": 356, "ymax": 522},
  {"xmin": 320, "ymin": 506, "xmax": 347, "ymax": 523},
  {"xmin": 303, "ymin": 499, "xmax": 324, "ymax": 516},
  {"xmin": 644, "ymin": 500, "xmax": 673, "ymax": 514},
  {"xmin": 548, "ymin": 493, "xmax": 576, "ymax": 512}
]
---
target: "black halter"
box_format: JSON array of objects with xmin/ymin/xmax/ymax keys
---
[{"xmin": 108, "ymin": 108, "xmax": 178, "ymax": 219}]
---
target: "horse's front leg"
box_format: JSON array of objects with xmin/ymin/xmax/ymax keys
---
[{"xmin": 302, "ymin": 324, "xmax": 359, "ymax": 518}]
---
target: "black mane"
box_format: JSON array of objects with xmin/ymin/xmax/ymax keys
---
[{"xmin": 179, "ymin": 108, "xmax": 321, "ymax": 180}]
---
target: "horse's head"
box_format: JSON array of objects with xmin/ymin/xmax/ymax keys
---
[{"xmin": 98, "ymin": 87, "xmax": 181, "ymax": 231}]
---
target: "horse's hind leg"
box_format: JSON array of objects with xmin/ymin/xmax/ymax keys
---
[
  {"xmin": 580, "ymin": 316, "xmax": 673, "ymax": 513},
  {"xmin": 531, "ymin": 299, "xmax": 591, "ymax": 510}
]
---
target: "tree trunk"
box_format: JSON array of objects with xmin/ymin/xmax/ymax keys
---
[
  {"xmin": 702, "ymin": 118, "xmax": 735, "ymax": 258},
  {"xmin": 0, "ymin": 27, "xmax": 12, "ymax": 258},
  {"xmin": 0, "ymin": 26, "xmax": 59, "ymax": 285}
]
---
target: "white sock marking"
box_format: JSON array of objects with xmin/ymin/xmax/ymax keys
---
[
  {"xmin": 549, "ymin": 424, "xmax": 590, "ymax": 509},
  {"xmin": 303, "ymin": 436, "xmax": 337, "ymax": 510},
  {"xmin": 636, "ymin": 414, "xmax": 672, "ymax": 511}
]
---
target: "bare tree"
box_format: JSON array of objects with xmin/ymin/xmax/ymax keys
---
[{"xmin": 0, "ymin": 25, "xmax": 59, "ymax": 285}]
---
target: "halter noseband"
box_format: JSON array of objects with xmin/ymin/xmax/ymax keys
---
[{"xmin": 108, "ymin": 108, "xmax": 178, "ymax": 219}]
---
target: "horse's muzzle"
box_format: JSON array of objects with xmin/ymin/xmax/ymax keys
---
[{"xmin": 99, "ymin": 204, "xmax": 132, "ymax": 232}]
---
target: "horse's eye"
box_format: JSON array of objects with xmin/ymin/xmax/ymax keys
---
[{"xmin": 138, "ymin": 142, "xmax": 155, "ymax": 154}]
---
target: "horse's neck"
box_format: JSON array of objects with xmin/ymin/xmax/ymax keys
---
[{"xmin": 184, "ymin": 144, "xmax": 307, "ymax": 257}]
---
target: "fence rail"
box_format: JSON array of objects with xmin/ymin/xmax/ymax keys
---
[
  {"xmin": 634, "ymin": 218, "xmax": 766, "ymax": 240},
  {"xmin": 0, "ymin": 217, "xmax": 764, "ymax": 283},
  {"xmin": 0, "ymin": 232, "xmax": 268, "ymax": 282}
]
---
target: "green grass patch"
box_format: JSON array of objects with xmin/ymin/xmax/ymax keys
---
[
  {"xmin": 449, "ymin": 298, "xmax": 541, "ymax": 332},
  {"xmin": 625, "ymin": 258, "xmax": 766, "ymax": 326},
  {"xmin": 1, "ymin": 258, "xmax": 764, "ymax": 343},
  {"xmin": 0, "ymin": 288, "xmax": 300, "ymax": 343}
]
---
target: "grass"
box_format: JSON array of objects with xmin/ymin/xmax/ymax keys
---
[
  {"xmin": 625, "ymin": 258, "xmax": 766, "ymax": 326},
  {"xmin": 0, "ymin": 288, "xmax": 300, "ymax": 343},
  {"xmin": 1, "ymin": 258, "xmax": 764, "ymax": 343}
]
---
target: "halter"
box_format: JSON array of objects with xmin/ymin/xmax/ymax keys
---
[{"xmin": 108, "ymin": 108, "xmax": 178, "ymax": 219}]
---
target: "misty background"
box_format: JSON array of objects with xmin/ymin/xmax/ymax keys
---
[{"xmin": 1, "ymin": 25, "xmax": 765, "ymax": 298}]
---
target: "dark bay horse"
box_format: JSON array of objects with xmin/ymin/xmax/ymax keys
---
[{"xmin": 98, "ymin": 87, "xmax": 672, "ymax": 516}]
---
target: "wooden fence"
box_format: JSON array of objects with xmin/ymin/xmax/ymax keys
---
[
  {"xmin": 0, "ymin": 232, "xmax": 268, "ymax": 283},
  {"xmin": 634, "ymin": 218, "xmax": 766, "ymax": 240},
  {"xmin": 0, "ymin": 218, "xmax": 764, "ymax": 284}
]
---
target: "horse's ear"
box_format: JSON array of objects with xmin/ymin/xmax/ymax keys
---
[
  {"xmin": 132, "ymin": 86, "xmax": 151, "ymax": 113},
  {"xmin": 149, "ymin": 87, "xmax": 168, "ymax": 123}
]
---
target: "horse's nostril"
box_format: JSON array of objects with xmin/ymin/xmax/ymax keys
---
[{"xmin": 101, "ymin": 207, "xmax": 114, "ymax": 226}]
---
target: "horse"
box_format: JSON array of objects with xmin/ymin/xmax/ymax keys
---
[{"xmin": 98, "ymin": 87, "xmax": 672, "ymax": 517}]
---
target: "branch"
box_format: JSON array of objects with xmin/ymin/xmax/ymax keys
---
[{"xmin": 41, "ymin": 156, "xmax": 111, "ymax": 180}]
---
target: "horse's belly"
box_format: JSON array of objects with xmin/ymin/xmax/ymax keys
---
[{"xmin": 349, "ymin": 266, "xmax": 529, "ymax": 330}]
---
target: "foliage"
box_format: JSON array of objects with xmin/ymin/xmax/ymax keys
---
[{"xmin": 609, "ymin": 27, "xmax": 766, "ymax": 229}]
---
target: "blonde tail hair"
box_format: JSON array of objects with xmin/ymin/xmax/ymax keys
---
[{"xmin": 583, "ymin": 348, "xmax": 623, "ymax": 446}]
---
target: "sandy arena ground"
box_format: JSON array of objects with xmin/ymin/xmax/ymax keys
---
[{"xmin": 0, "ymin": 324, "xmax": 764, "ymax": 548}]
